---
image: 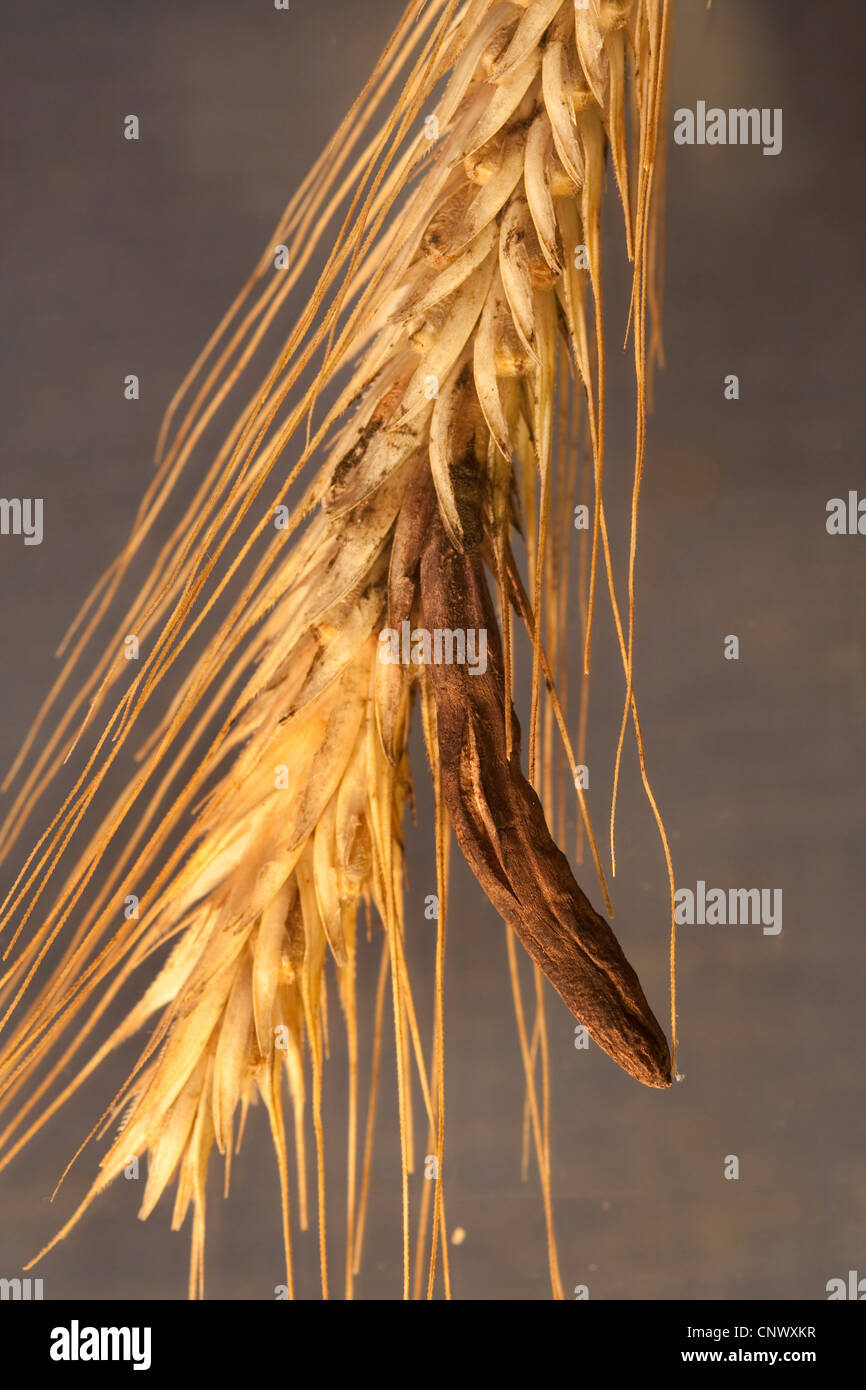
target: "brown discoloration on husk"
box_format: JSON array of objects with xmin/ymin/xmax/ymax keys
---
[{"xmin": 415, "ymin": 496, "xmax": 671, "ymax": 1090}]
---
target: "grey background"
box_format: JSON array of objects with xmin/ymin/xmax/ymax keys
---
[{"xmin": 0, "ymin": 0, "xmax": 864, "ymax": 1299}]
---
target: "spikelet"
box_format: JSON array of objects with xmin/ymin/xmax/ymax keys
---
[{"xmin": 0, "ymin": 0, "xmax": 676, "ymax": 1300}]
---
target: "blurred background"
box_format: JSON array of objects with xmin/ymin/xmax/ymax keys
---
[{"xmin": 0, "ymin": 0, "xmax": 864, "ymax": 1299}]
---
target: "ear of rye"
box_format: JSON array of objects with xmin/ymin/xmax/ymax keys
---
[{"xmin": 0, "ymin": 0, "xmax": 675, "ymax": 1297}]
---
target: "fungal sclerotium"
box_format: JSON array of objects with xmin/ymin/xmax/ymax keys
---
[{"xmin": 0, "ymin": 0, "xmax": 679, "ymax": 1300}]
